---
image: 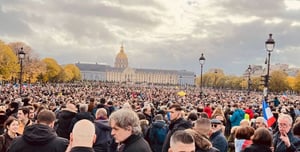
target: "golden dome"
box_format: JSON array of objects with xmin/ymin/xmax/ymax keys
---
[
  {"xmin": 116, "ymin": 45, "xmax": 128, "ymax": 60},
  {"xmin": 115, "ymin": 44, "xmax": 128, "ymax": 68}
]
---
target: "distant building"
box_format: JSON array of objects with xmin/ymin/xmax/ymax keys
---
[
  {"xmin": 243, "ymin": 63, "xmax": 300, "ymax": 77},
  {"xmin": 76, "ymin": 45, "xmax": 195, "ymax": 85}
]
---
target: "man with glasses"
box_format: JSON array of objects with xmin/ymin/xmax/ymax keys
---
[
  {"xmin": 209, "ymin": 119, "xmax": 228, "ymax": 152},
  {"xmin": 273, "ymin": 114, "xmax": 300, "ymax": 152}
]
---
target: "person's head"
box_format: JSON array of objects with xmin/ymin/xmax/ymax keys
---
[
  {"xmin": 79, "ymin": 104, "xmax": 88, "ymax": 112},
  {"xmin": 215, "ymin": 115, "xmax": 225, "ymax": 124},
  {"xmin": 194, "ymin": 118, "xmax": 211, "ymax": 137},
  {"xmin": 239, "ymin": 119, "xmax": 250, "ymax": 127},
  {"xmin": 48, "ymin": 102, "xmax": 56, "ymax": 110},
  {"xmin": 70, "ymin": 120, "xmax": 96, "ymax": 148},
  {"xmin": 187, "ymin": 112, "xmax": 198, "ymax": 122},
  {"xmin": 235, "ymin": 126, "xmax": 255, "ymax": 140},
  {"xmin": 199, "ymin": 112, "xmax": 208, "ymax": 119},
  {"xmin": 168, "ymin": 104, "xmax": 182, "ymax": 121},
  {"xmin": 154, "ymin": 114, "xmax": 163, "ymax": 121},
  {"xmin": 278, "ymin": 114, "xmax": 293, "ymax": 134},
  {"xmin": 37, "ymin": 110, "xmax": 56, "ymax": 128},
  {"xmin": 185, "ymin": 129, "xmax": 212, "ymax": 151},
  {"xmin": 4, "ymin": 117, "xmax": 19, "ymax": 134},
  {"xmin": 210, "ymin": 119, "xmax": 223, "ymax": 133},
  {"xmin": 251, "ymin": 127, "xmax": 273, "ymax": 147},
  {"xmin": 65, "ymin": 103, "xmax": 77, "ymax": 113},
  {"xmin": 95, "ymin": 108, "xmax": 107, "ymax": 119},
  {"xmin": 27, "ymin": 106, "xmax": 35, "ymax": 120},
  {"xmin": 168, "ymin": 130, "xmax": 195, "ymax": 152},
  {"xmin": 255, "ymin": 117, "xmax": 267, "ymax": 129},
  {"xmin": 17, "ymin": 107, "xmax": 30, "ymax": 121},
  {"xmin": 143, "ymin": 106, "xmax": 151, "ymax": 115},
  {"xmin": 293, "ymin": 122, "xmax": 300, "ymax": 137},
  {"xmin": 109, "ymin": 109, "xmax": 141, "ymax": 143}
]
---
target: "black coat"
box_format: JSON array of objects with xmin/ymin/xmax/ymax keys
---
[
  {"xmin": 121, "ymin": 134, "xmax": 152, "ymax": 152},
  {"xmin": 242, "ymin": 144, "xmax": 272, "ymax": 152},
  {"xmin": 273, "ymin": 130, "xmax": 300, "ymax": 152},
  {"xmin": 71, "ymin": 147, "xmax": 95, "ymax": 152},
  {"xmin": 0, "ymin": 132, "xmax": 20, "ymax": 152},
  {"xmin": 162, "ymin": 118, "xmax": 192, "ymax": 152},
  {"xmin": 7, "ymin": 124, "xmax": 69, "ymax": 152},
  {"xmin": 69, "ymin": 112, "xmax": 94, "ymax": 133},
  {"xmin": 56, "ymin": 110, "xmax": 76, "ymax": 139}
]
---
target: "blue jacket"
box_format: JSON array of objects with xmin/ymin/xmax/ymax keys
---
[
  {"xmin": 209, "ymin": 130, "xmax": 228, "ymax": 152},
  {"xmin": 230, "ymin": 109, "xmax": 245, "ymax": 127}
]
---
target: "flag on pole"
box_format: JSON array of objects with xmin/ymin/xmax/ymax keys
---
[{"xmin": 262, "ymin": 100, "xmax": 276, "ymax": 127}]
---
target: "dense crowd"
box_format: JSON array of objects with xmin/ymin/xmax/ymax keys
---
[{"xmin": 0, "ymin": 82, "xmax": 300, "ymax": 152}]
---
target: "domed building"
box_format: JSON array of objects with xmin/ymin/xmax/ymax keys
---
[
  {"xmin": 114, "ymin": 45, "xmax": 128, "ymax": 68},
  {"xmin": 76, "ymin": 44, "xmax": 195, "ymax": 85}
]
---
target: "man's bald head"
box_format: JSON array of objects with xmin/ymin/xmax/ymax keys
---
[{"xmin": 71, "ymin": 120, "xmax": 96, "ymax": 147}]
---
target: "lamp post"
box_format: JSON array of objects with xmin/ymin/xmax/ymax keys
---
[
  {"xmin": 247, "ymin": 65, "xmax": 252, "ymax": 95},
  {"xmin": 18, "ymin": 47, "xmax": 26, "ymax": 96},
  {"xmin": 199, "ymin": 53, "xmax": 205, "ymax": 92},
  {"xmin": 264, "ymin": 34, "xmax": 275, "ymax": 101},
  {"xmin": 179, "ymin": 75, "xmax": 182, "ymax": 89},
  {"xmin": 214, "ymin": 70, "xmax": 217, "ymax": 90}
]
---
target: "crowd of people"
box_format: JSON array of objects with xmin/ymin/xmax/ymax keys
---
[{"xmin": 0, "ymin": 82, "xmax": 300, "ymax": 152}]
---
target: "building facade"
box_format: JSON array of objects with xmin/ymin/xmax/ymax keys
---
[{"xmin": 76, "ymin": 45, "xmax": 195, "ymax": 85}]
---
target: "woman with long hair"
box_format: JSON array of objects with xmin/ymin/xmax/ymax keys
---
[{"xmin": 242, "ymin": 128, "xmax": 273, "ymax": 152}]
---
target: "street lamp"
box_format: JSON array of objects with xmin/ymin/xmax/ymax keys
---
[
  {"xmin": 264, "ymin": 33, "xmax": 275, "ymax": 101},
  {"xmin": 214, "ymin": 70, "xmax": 218, "ymax": 89},
  {"xmin": 247, "ymin": 65, "xmax": 252, "ymax": 95},
  {"xmin": 199, "ymin": 53, "xmax": 205, "ymax": 92},
  {"xmin": 18, "ymin": 47, "xmax": 26, "ymax": 96},
  {"xmin": 179, "ymin": 75, "xmax": 182, "ymax": 89}
]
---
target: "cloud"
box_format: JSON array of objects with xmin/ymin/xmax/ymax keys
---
[{"xmin": 0, "ymin": 0, "xmax": 300, "ymax": 75}]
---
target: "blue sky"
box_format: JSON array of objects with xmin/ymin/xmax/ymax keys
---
[{"xmin": 1, "ymin": 0, "xmax": 300, "ymax": 75}]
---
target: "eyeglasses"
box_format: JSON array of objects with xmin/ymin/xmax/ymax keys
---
[
  {"xmin": 278, "ymin": 123, "xmax": 289, "ymax": 128},
  {"xmin": 211, "ymin": 124, "xmax": 218, "ymax": 128}
]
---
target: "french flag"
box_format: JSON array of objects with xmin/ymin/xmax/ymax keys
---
[{"xmin": 262, "ymin": 100, "xmax": 276, "ymax": 127}]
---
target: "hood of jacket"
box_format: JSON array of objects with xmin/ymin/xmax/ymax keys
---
[
  {"xmin": 95, "ymin": 120, "xmax": 110, "ymax": 131},
  {"xmin": 194, "ymin": 133, "xmax": 212, "ymax": 150},
  {"xmin": 75, "ymin": 112, "xmax": 93, "ymax": 120},
  {"xmin": 22, "ymin": 124, "xmax": 56, "ymax": 145},
  {"xmin": 235, "ymin": 109, "xmax": 245, "ymax": 117},
  {"xmin": 60, "ymin": 110, "xmax": 76, "ymax": 119},
  {"xmin": 152, "ymin": 120, "xmax": 167, "ymax": 128},
  {"xmin": 169, "ymin": 118, "xmax": 192, "ymax": 131}
]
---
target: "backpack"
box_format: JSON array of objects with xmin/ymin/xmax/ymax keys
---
[{"xmin": 149, "ymin": 123, "xmax": 168, "ymax": 144}]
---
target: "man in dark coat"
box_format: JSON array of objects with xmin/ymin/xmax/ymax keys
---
[
  {"xmin": 69, "ymin": 104, "xmax": 94, "ymax": 133},
  {"xmin": 56, "ymin": 103, "xmax": 77, "ymax": 139},
  {"xmin": 209, "ymin": 119, "xmax": 228, "ymax": 152},
  {"xmin": 109, "ymin": 108, "xmax": 152, "ymax": 152},
  {"xmin": 162, "ymin": 104, "xmax": 193, "ymax": 152},
  {"xmin": 273, "ymin": 114, "xmax": 300, "ymax": 152},
  {"xmin": 8, "ymin": 110, "xmax": 69, "ymax": 152},
  {"xmin": 93, "ymin": 108, "xmax": 117, "ymax": 152}
]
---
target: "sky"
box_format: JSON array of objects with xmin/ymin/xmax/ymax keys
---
[{"xmin": 1, "ymin": 0, "xmax": 300, "ymax": 76}]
